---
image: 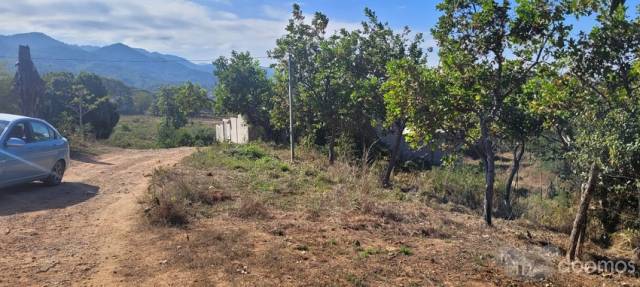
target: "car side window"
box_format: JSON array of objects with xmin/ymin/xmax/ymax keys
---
[
  {"xmin": 30, "ymin": 121, "xmax": 53, "ymax": 143},
  {"xmin": 48, "ymin": 127, "xmax": 58, "ymax": 140},
  {"xmin": 6, "ymin": 122, "xmax": 29, "ymax": 142}
]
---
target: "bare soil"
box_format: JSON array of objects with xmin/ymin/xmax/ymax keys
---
[
  {"xmin": 0, "ymin": 147, "xmax": 194, "ymax": 286},
  {"xmin": 1, "ymin": 146, "xmax": 639, "ymax": 286}
]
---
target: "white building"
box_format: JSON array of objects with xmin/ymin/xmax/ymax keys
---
[{"xmin": 215, "ymin": 114, "xmax": 254, "ymax": 144}]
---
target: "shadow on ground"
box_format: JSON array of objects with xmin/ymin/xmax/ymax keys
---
[
  {"xmin": 0, "ymin": 182, "xmax": 99, "ymax": 215},
  {"xmin": 71, "ymin": 151, "xmax": 113, "ymax": 166}
]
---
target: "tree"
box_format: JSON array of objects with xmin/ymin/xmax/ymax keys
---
[
  {"xmin": 68, "ymin": 84, "xmax": 101, "ymax": 141},
  {"xmin": 269, "ymin": 5, "xmax": 333, "ymax": 158},
  {"xmin": 155, "ymin": 86, "xmax": 187, "ymax": 147},
  {"xmin": 0, "ymin": 64, "xmax": 17, "ymax": 114},
  {"xmin": 433, "ymin": 0, "xmax": 568, "ymax": 226},
  {"xmin": 176, "ymin": 82, "xmax": 210, "ymax": 118},
  {"xmin": 75, "ymin": 72, "xmax": 119, "ymax": 139},
  {"xmin": 131, "ymin": 90, "xmax": 155, "ymax": 115},
  {"xmin": 214, "ymin": 51, "xmax": 272, "ymax": 137},
  {"xmin": 499, "ymin": 81, "xmax": 544, "ymax": 218},
  {"xmin": 270, "ymin": 5, "xmax": 426, "ymax": 167},
  {"xmin": 39, "ymin": 72, "xmax": 119, "ymax": 139},
  {"xmin": 381, "ymin": 58, "xmax": 444, "ymax": 187},
  {"xmin": 156, "ymin": 86, "xmax": 186, "ymax": 129},
  {"xmin": 12, "ymin": 45, "xmax": 44, "ymax": 117},
  {"xmin": 560, "ymin": 1, "xmax": 639, "ymax": 261}
]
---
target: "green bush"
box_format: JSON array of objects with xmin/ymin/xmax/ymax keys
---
[
  {"xmin": 421, "ymin": 165, "xmax": 486, "ymax": 211},
  {"xmin": 106, "ymin": 116, "xmax": 215, "ymax": 149},
  {"xmin": 517, "ymin": 190, "xmax": 575, "ymax": 233},
  {"xmin": 225, "ymin": 144, "xmax": 268, "ymax": 159},
  {"xmin": 158, "ymin": 122, "xmax": 216, "ymax": 148}
]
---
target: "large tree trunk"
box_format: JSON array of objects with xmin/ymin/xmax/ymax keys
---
[
  {"xmin": 381, "ymin": 121, "xmax": 404, "ymax": 188},
  {"xmin": 12, "ymin": 45, "xmax": 44, "ymax": 117},
  {"xmin": 504, "ymin": 141, "xmax": 525, "ymax": 219},
  {"xmin": 481, "ymin": 119, "xmax": 495, "ymax": 226},
  {"xmin": 567, "ymin": 162, "xmax": 599, "ymax": 261}
]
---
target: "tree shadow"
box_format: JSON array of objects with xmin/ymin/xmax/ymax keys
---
[
  {"xmin": 0, "ymin": 182, "xmax": 99, "ymax": 215},
  {"xmin": 71, "ymin": 151, "xmax": 113, "ymax": 166}
]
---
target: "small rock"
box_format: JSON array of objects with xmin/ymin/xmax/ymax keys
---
[
  {"xmin": 159, "ymin": 260, "xmax": 168, "ymax": 265},
  {"xmin": 38, "ymin": 261, "xmax": 58, "ymax": 273}
]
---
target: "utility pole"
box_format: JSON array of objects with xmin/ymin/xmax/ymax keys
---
[{"xmin": 288, "ymin": 53, "xmax": 295, "ymax": 162}]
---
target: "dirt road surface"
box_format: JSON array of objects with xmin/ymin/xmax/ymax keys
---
[{"xmin": 0, "ymin": 147, "xmax": 195, "ymax": 286}]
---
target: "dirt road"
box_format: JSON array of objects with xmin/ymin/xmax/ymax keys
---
[{"xmin": 0, "ymin": 147, "xmax": 195, "ymax": 286}]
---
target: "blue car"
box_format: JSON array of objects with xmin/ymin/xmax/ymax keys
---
[{"xmin": 0, "ymin": 113, "xmax": 70, "ymax": 189}]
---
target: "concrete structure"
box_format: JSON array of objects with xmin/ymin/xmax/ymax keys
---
[{"xmin": 215, "ymin": 114, "xmax": 254, "ymax": 144}]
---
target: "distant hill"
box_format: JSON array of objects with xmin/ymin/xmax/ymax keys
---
[{"xmin": 0, "ymin": 32, "xmax": 215, "ymax": 90}]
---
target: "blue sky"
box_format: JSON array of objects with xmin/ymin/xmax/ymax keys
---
[{"xmin": 0, "ymin": 0, "xmax": 638, "ymax": 65}]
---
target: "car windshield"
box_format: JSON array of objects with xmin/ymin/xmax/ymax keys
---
[{"xmin": 0, "ymin": 120, "xmax": 8, "ymax": 135}]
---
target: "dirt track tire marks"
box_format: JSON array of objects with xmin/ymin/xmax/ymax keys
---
[{"xmin": 0, "ymin": 147, "xmax": 194, "ymax": 286}]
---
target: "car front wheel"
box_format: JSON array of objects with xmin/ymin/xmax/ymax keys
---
[{"xmin": 44, "ymin": 160, "xmax": 65, "ymax": 186}]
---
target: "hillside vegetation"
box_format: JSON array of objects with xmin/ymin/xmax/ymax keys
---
[
  {"xmin": 106, "ymin": 115, "xmax": 215, "ymax": 149},
  {"xmin": 204, "ymin": 1, "xmax": 640, "ymax": 273},
  {"xmin": 137, "ymin": 143, "xmax": 638, "ymax": 286}
]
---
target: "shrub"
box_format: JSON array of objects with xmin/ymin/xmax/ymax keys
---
[
  {"xmin": 420, "ymin": 165, "xmax": 486, "ymax": 211},
  {"xmin": 225, "ymin": 144, "xmax": 267, "ymax": 160},
  {"xmin": 157, "ymin": 122, "xmax": 216, "ymax": 148},
  {"xmin": 399, "ymin": 246, "xmax": 413, "ymax": 256},
  {"xmin": 144, "ymin": 167, "xmax": 231, "ymax": 226},
  {"xmin": 157, "ymin": 121, "xmax": 178, "ymax": 148},
  {"xmin": 234, "ymin": 198, "xmax": 271, "ymax": 219},
  {"xmin": 518, "ymin": 192, "xmax": 575, "ymax": 233}
]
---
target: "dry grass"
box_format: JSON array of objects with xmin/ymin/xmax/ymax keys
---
[
  {"xmin": 131, "ymin": 143, "xmax": 640, "ymax": 286},
  {"xmin": 143, "ymin": 167, "xmax": 233, "ymax": 226},
  {"xmin": 234, "ymin": 198, "xmax": 272, "ymax": 219}
]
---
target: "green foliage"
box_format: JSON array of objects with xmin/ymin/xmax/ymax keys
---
[
  {"xmin": 157, "ymin": 122, "xmax": 216, "ymax": 148},
  {"xmin": 214, "ymin": 51, "xmax": 272, "ymax": 136},
  {"xmin": 40, "ymin": 71, "xmax": 119, "ymax": 139},
  {"xmin": 176, "ymin": 82, "xmax": 210, "ymax": 117},
  {"xmin": 357, "ymin": 247, "xmax": 383, "ymax": 259},
  {"xmin": 519, "ymin": 191, "xmax": 575, "ymax": 233},
  {"xmin": 432, "ymin": 0, "xmax": 568, "ymax": 224},
  {"xmin": 399, "ymin": 246, "xmax": 413, "ymax": 256},
  {"xmin": 156, "ymin": 86, "xmax": 187, "ymax": 129},
  {"xmin": 0, "ymin": 64, "xmax": 17, "ymax": 114},
  {"xmin": 421, "ymin": 165, "xmax": 487, "ymax": 211},
  {"xmin": 106, "ymin": 116, "xmax": 215, "ymax": 149},
  {"xmin": 382, "ymin": 58, "xmax": 444, "ymax": 148},
  {"xmin": 268, "ymin": 5, "xmax": 427, "ymax": 163}
]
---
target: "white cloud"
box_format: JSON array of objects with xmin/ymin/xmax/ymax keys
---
[
  {"xmin": 0, "ymin": 0, "xmax": 315, "ymax": 64},
  {"xmin": 0, "ymin": 0, "xmax": 434, "ymax": 66}
]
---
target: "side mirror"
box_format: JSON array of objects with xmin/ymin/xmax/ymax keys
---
[{"xmin": 6, "ymin": 138, "xmax": 26, "ymax": 148}]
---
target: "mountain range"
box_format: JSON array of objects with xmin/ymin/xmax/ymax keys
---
[{"xmin": 0, "ymin": 32, "xmax": 216, "ymax": 91}]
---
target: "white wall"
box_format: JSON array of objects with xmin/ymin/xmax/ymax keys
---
[{"xmin": 215, "ymin": 114, "xmax": 251, "ymax": 144}]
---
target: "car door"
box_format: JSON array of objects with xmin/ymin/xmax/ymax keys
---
[
  {"xmin": 1, "ymin": 121, "xmax": 41, "ymax": 184},
  {"xmin": 47, "ymin": 126, "xmax": 67, "ymax": 161},
  {"xmin": 25, "ymin": 120, "xmax": 57, "ymax": 179}
]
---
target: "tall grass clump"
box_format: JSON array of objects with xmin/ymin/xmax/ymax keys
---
[
  {"xmin": 143, "ymin": 167, "xmax": 231, "ymax": 226},
  {"xmin": 419, "ymin": 165, "xmax": 486, "ymax": 211}
]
